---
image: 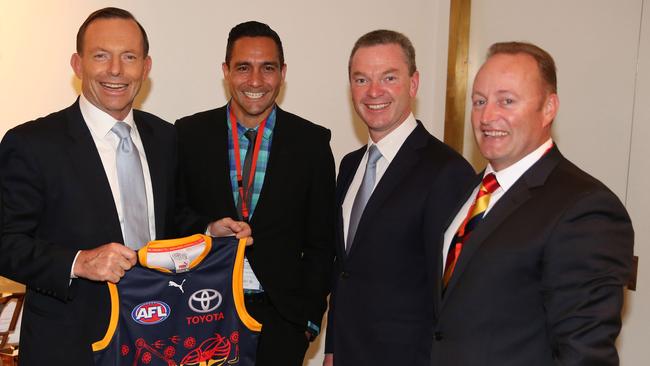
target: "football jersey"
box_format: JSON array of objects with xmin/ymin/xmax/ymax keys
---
[{"xmin": 92, "ymin": 234, "xmax": 261, "ymax": 366}]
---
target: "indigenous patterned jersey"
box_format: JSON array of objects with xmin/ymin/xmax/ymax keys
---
[{"xmin": 93, "ymin": 234, "xmax": 261, "ymax": 366}]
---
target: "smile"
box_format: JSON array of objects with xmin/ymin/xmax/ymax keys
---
[
  {"xmin": 366, "ymin": 102, "xmax": 390, "ymax": 110},
  {"xmin": 100, "ymin": 82, "xmax": 128, "ymax": 90},
  {"xmin": 244, "ymin": 91, "xmax": 266, "ymax": 99},
  {"xmin": 483, "ymin": 130, "xmax": 509, "ymax": 137}
]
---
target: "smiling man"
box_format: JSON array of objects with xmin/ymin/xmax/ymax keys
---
[
  {"xmin": 175, "ymin": 21, "xmax": 336, "ymax": 366},
  {"xmin": 323, "ymin": 30, "xmax": 474, "ymax": 366},
  {"xmin": 430, "ymin": 42, "xmax": 634, "ymax": 366},
  {"xmin": 0, "ymin": 8, "xmax": 249, "ymax": 365}
]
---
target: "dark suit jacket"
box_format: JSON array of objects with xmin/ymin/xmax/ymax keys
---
[
  {"xmin": 0, "ymin": 101, "xmax": 178, "ymax": 365},
  {"xmin": 325, "ymin": 122, "xmax": 475, "ymax": 366},
  {"xmin": 175, "ymin": 105, "xmax": 336, "ymax": 330},
  {"xmin": 431, "ymin": 146, "xmax": 634, "ymax": 366}
]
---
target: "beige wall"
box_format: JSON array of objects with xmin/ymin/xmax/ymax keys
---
[
  {"xmin": 466, "ymin": 0, "xmax": 648, "ymax": 364},
  {"xmin": 0, "ymin": 1, "xmax": 451, "ymax": 364}
]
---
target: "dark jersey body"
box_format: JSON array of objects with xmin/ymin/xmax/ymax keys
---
[{"xmin": 93, "ymin": 234, "xmax": 261, "ymax": 366}]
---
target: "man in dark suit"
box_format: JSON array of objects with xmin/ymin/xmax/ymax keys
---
[
  {"xmin": 0, "ymin": 8, "xmax": 248, "ymax": 365},
  {"xmin": 175, "ymin": 21, "xmax": 336, "ymax": 366},
  {"xmin": 431, "ymin": 42, "xmax": 634, "ymax": 366},
  {"xmin": 323, "ymin": 30, "xmax": 474, "ymax": 366}
]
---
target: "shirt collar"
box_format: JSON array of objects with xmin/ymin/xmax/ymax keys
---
[
  {"xmin": 227, "ymin": 102, "xmax": 276, "ymax": 141},
  {"xmin": 368, "ymin": 113, "xmax": 418, "ymax": 164},
  {"xmin": 485, "ymin": 138, "xmax": 554, "ymax": 191},
  {"xmin": 79, "ymin": 94, "xmax": 136, "ymax": 138}
]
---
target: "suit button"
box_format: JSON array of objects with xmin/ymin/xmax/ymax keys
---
[
  {"xmin": 434, "ymin": 332, "xmax": 444, "ymax": 341},
  {"xmin": 340, "ymin": 271, "xmax": 350, "ymax": 279}
]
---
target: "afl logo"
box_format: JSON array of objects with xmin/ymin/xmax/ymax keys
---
[
  {"xmin": 188, "ymin": 289, "xmax": 222, "ymax": 313},
  {"xmin": 131, "ymin": 301, "xmax": 171, "ymax": 325}
]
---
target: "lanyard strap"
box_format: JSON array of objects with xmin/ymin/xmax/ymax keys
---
[{"xmin": 230, "ymin": 108, "xmax": 267, "ymax": 221}]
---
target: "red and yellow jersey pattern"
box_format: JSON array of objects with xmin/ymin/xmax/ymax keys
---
[{"xmin": 93, "ymin": 234, "xmax": 261, "ymax": 366}]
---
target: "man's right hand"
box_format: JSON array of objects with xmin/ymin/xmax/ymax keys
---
[
  {"xmin": 323, "ymin": 353, "xmax": 333, "ymax": 366},
  {"xmin": 73, "ymin": 243, "xmax": 137, "ymax": 283}
]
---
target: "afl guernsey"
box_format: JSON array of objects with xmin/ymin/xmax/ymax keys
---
[{"xmin": 93, "ymin": 234, "xmax": 261, "ymax": 366}]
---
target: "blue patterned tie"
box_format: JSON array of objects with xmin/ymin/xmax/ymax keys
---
[
  {"xmin": 112, "ymin": 122, "xmax": 150, "ymax": 249},
  {"xmin": 346, "ymin": 145, "xmax": 382, "ymax": 253}
]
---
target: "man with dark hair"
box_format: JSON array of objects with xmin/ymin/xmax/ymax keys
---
[
  {"xmin": 323, "ymin": 29, "xmax": 474, "ymax": 366},
  {"xmin": 430, "ymin": 41, "xmax": 634, "ymax": 365},
  {"xmin": 0, "ymin": 8, "xmax": 248, "ymax": 365},
  {"xmin": 175, "ymin": 21, "xmax": 336, "ymax": 366}
]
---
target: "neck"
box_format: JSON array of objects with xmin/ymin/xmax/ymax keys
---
[{"xmin": 231, "ymin": 105, "xmax": 273, "ymax": 129}]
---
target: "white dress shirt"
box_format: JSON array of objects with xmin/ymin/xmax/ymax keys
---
[
  {"xmin": 442, "ymin": 138, "xmax": 554, "ymax": 265},
  {"xmin": 342, "ymin": 114, "xmax": 418, "ymax": 241},
  {"xmin": 78, "ymin": 95, "xmax": 156, "ymax": 241}
]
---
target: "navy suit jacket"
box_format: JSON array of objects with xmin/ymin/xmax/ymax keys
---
[
  {"xmin": 0, "ymin": 101, "xmax": 178, "ymax": 365},
  {"xmin": 431, "ymin": 146, "xmax": 634, "ymax": 366},
  {"xmin": 325, "ymin": 122, "xmax": 475, "ymax": 366}
]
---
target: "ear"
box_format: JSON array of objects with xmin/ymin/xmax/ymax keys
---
[
  {"xmin": 142, "ymin": 55, "xmax": 152, "ymax": 80},
  {"xmin": 542, "ymin": 93, "xmax": 559, "ymax": 127},
  {"xmin": 280, "ymin": 63, "xmax": 287, "ymax": 82},
  {"xmin": 222, "ymin": 62, "xmax": 230, "ymax": 78},
  {"xmin": 70, "ymin": 53, "xmax": 82, "ymax": 79},
  {"xmin": 409, "ymin": 70, "xmax": 420, "ymax": 98}
]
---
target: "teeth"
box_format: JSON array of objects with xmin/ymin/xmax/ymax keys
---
[
  {"xmin": 484, "ymin": 130, "xmax": 508, "ymax": 137},
  {"xmin": 101, "ymin": 82, "xmax": 127, "ymax": 89},
  {"xmin": 244, "ymin": 92, "xmax": 265, "ymax": 99},
  {"xmin": 367, "ymin": 103, "xmax": 390, "ymax": 110}
]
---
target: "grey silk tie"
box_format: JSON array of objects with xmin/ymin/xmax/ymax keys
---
[
  {"xmin": 112, "ymin": 122, "xmax": 150, "ymax": 250},
  {"xmin": 346, "ymin": 144, "xmax": 382, "ymax": 252},
  {"xmin": 236, "ymin": 129, "xmax": 257, "ymax": 220}
]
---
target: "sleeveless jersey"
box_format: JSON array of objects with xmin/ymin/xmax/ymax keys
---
[{"xmin": 93, "ymin": 234, "xmax": 261, "ymax": 366}]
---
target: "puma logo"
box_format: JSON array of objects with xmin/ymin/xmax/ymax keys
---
[{"xmin": 168, "ymin": 279, "xmax": 186, "ymax": 293}]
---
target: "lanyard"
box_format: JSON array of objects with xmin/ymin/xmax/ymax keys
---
[{"xmin": 230, "ymin": 108, "xmax": 267, "ymax": 222}]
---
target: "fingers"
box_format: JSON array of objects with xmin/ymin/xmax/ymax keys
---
[
  {"xmin": 208, "ymin": 217, "xmax": 252, "ymax": 238},
  {"xmin": 73, "ymin": 242, "xmax": 137, "ymax": 283}
]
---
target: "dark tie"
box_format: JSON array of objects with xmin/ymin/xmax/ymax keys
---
[
  {"xmin": 237, "ymin": 129, "xmax": 257, "ymax": 219},
  {"xmin": 443, "ymin": 173, "xmax": 499, "ymax": 287},
  {"xmin": 346, "ymin": 145, "xmax": 382, "ymax": 253},
  {"xmin": 111, "ymin": 122, "xmax": 150, "ymax": 250}
]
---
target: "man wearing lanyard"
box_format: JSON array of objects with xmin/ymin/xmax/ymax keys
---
[
  {"xmin": 430, "ymin": 42, "xmax": 634, "ymax": 365},
  {"xmin": 175, "ymin": 21, "xmax": 336, "ymax": 366}
]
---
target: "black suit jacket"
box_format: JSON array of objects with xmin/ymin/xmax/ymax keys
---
[
  {"xmin": 431, "ymin": 147, "xmax": 634, "ymax": 366},
  {"xmin": 325, "ymin": 122, "xmax": 475, "ymax": 366},
  {"xmin": 175, "ymin": 105, "xmax": 336, "ymax": 330},
  {"xmin": 0, "ymin": 101, "xmax": 178, "ymax": 365}
]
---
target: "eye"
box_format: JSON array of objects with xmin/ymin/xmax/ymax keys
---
[
  {"xmin": 502, "ymin": 98, "xmax": 515, "ymax": 105},
  {"xmin": 122, "ymin": 53, "xmax": 137, "ymax": 62},
  {"xmin": 472, "ymin": 98, "xmax": 486, "ymax": 107},
  {"xmin": 263, "ymin": 64, "xmax": 277, "ymax": 72},
  {"xmin": 354, "ymin": 77, "xmax": 367, "ymax": 85},
  {"xmin": 385, "ymin": 75, "xmax": 397, "ymax": 82},
  {"xmin": 236, "ymin": 65, "xmax": 250, "ymax": 72},
  {"xmin": 93, "ymin": 52, "xmax": 109, "ymax": 61}
]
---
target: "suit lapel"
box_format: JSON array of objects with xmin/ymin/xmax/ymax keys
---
[
  {"xmin": 441, "ymin": 147, "xmax": 562, "ymax": 305},
  {"xmin": 64, "ymin": 102, "xmax": 123, "ymax": 242},
  {"xmin": 249, "ymin": 107, "xmax": 288, "ymax": 227},
  {"xmin": 346, "ymin": 123, "xmax": 428, "ymax": 257}
]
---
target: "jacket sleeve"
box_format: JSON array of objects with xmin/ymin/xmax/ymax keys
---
[{"xmin": 542, "ymin": 189, "xmax": 633, "ymax": 365}]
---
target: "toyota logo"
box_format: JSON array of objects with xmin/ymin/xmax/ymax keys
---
[{"xmin": 188, "ymin": 289, "xmax": 222, "ymax": 313}]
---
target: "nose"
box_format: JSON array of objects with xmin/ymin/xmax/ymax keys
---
[
  {"xmin": 480, "ymin": 101, "xmax": 498, "ymax": 123},
  {"xmin": 367, "ymin": 81, "xmax": 383, "ymax": 98},
  {"xmin": 249, "ymin": 67, "xmax": 263, "ymax": 87},
  {"xmin": 109, "ymin": 56, "xmax": 122, "ymax": 77}
]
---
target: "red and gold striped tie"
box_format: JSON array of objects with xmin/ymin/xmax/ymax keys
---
[{"xmin": 443, "ymin": 173, "xmax": 500, "ymax": 287}]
